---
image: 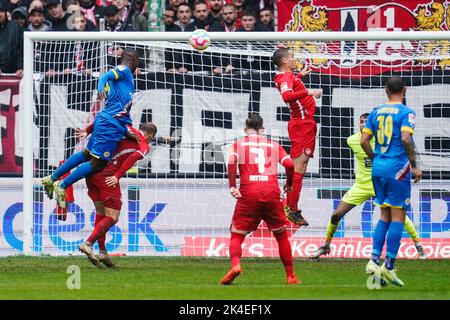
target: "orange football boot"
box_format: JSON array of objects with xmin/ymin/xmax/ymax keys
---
[{"xmin": 220, "ymin": 264, "xmax": 242, "ymax": 285}]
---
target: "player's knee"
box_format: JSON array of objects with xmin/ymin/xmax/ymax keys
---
[
  {"xmin": 103, "ymin": 197, "xmax": 122, "ymax": 215},
  {"xmin": 90, "ymin": 158, "xmax": 108, "ymax": 173},
  {"xmin": 331, "ymin": 212, "xmax": 342, "ymax": 225}
]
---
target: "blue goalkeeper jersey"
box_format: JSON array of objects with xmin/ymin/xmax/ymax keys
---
[
  {"xmin": 363, "ymin": 102, "xmax": 416, "ymax": 180},
  {"xmin": 97, "ymin": 65, "xmax": 134, "ymax": 125}
]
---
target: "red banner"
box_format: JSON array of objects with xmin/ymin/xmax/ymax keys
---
[
  {"xmin": 276, "ymin": 0, "xmax": 450, "ymax": 77},
  {"xmin": 0, "ymin": 76, "xmax": 22, "ymax": 173},
  {"xmin": 181, "ymin": 236, "xmax": 450, "ymax": 259}
]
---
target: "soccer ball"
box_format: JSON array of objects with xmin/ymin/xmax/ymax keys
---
[{"xmin": 189, "ymin": 29, "xmax": 210, "ymax": 51}]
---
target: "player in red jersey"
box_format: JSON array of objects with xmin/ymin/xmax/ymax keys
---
[
  {"xmin": 220, "ymin": 114, "xmax": 301, "ymax": 285},
  {"xmin": 77, "ymin": 122, "xmax": 157, "ymax": 267},
  {"xmin": 273, "ymin": 47, "xmax": 322, "ymax": 227}
]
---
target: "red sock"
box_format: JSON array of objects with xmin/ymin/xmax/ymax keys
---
[
  {"xmin": 274, "ymin": 230, "xmax": 294, "ymax": 277},
  {"xmin": 229, "ymin": 233, "xmax": 245, "ymax": 267},
  {"xmin": 287, "ymin": 172, "xmax": 303, "ymax": 212},
  {"xmin": 87, "ymin": 216, "xmax": 116, "ymax": 245},
  {"xmin": 94, "ymin": 214, "xmax": 107, "ymax": 251}
]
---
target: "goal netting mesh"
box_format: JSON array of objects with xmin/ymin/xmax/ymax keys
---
[{"xmin": 12, "ymin": 35, "xmax": 450, "ymax": 259}]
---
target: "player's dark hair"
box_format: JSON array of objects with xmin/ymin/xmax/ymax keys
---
[
  {"xmin": 140, "ymin": 122, "xmax": 158, "ymax": 136},
  {"xmin": 245, "ymin": 113, "xmax": 263, "ymax": 131},
  {"xmin": 272, "ymin": 47, "xmax": 290, "ymax": 68},
  {"xmin": 121, "ymin": 48, "xmax": 139, "ymax": 66},
  {"xmin": 360, "ymin": 113, "xmax": 369, "ymax": 118},
  {"xmin": 385, "ymin": 76, "xmax": 405, "ymax": 95}
]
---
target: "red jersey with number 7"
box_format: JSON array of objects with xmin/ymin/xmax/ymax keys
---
[
  {"xmin": 228, "ymin": 134, "xmax": 293, "ymax": 200},
  {"xmin": 274, "ymin": 72, "xmax": 316, "ymax": 121}
]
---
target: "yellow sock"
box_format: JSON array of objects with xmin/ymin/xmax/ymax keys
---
[
  {"xmin": 405, "ymin": 215, "xmax": 420, "ymax": 243},
  {"xmin": 325, "ymin": 220, "xmax": 339, "ymax": 243}
]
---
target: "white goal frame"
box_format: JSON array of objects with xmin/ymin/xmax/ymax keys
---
[{"xmin": 22, "ymin": 31, "xmax": 450, "ymax": 255}]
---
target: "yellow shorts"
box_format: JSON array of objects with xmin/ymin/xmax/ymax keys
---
[{"xmin": 342, "ymin": 183, "xmax": 375, "ymax": 206}]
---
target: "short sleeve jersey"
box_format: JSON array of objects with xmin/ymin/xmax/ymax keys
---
[
  {"xmin": 229, "ymin": 134, "xmax": 290, "ymax": 188},
  {"xmin": 102, "ymin": 65, "xmax": 135, "ymax": 124},
  {"xmin": 274, "ymin": 72, "xmax": 316, "ymax": 120},
  {"xmin": 363, "ymin": 103, "xmax": 416, "ymax": 180}
]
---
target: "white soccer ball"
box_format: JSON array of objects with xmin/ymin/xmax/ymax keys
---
[{"xmin": 189, "ymin": 29, "xmax": 210, "ymax": 51}]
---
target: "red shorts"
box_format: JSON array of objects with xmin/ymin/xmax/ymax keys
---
[
  {"xmin": 232, "ymin": 197, "xmax": 289, "ymax": 232},
  {"xmin": 288, "ymin": 118, "xmax": 317, "ymax": 159},
  {"xmin": 86, "ymin": 172, "xmax": 122, "ymax": 210}
]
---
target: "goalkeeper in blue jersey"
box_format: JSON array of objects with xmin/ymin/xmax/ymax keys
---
[
  {"xmin": 361, "ymin": 76, "xmax": 423, "ymax": 287},
  {"xmin": 41, "ymin": 48, "xmax": 140, "ymax": 209},
  {"xmin": 310, "ymin": 113, "xmax": 426, "ymax": 260}
]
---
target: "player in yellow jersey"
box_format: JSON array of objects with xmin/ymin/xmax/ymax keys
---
[{"xmin": 310, "ymin": 113, "xmax": 426, "ymax": 259}]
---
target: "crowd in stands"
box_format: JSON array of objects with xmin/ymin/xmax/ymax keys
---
[{"xmin": 0, "ymin": 0, "xmax": 276, "ymax": 77}]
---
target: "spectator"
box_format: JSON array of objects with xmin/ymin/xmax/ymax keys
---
[
  {"xmin": 129, "ymin": 0, "xmax": 148, "ymax": 31},
  {"xmin": 210, "ymin": 3, "xmax": 240, "ymax": 32},
  {"xmin": 237, "ymin": 10, "xmax": 270, "ymax": 32},
  {"xmin": 46, "ymin": 0, "xmax": 70, "ymax": 31},
  {"xmin": 163, "ymin": 6, "xmax": 181, "ymax": 31},
  {"xmin": 259, "ymin": 6, "xmax": 274, "ymax": 31},
  {"xmin": 65, "ymin": 0, "xmax": 97, "ymax": 30},
  {"xmin": 8, "ymin": 0, "xmax": 31, "ymax": 12},
  {"xmin": 0, "ymin": 1, "xmax": 23, "ymax": 78},
  {"xmin": 233, "ymin": 0, "xmax": 244, "ymax": 22},
  {"xmin": 71, "ymin": 11, "xmax": 87, "ymax": 31},
  {"xmin": 68, "ymin": 12, "xmax": 100, "ymax": 74},
  {"xmin": 168, "ymin": 0, "xmax": 187, "ymax": 12},
  {"xmin": 28, "ymin": 0, "xmax": 45, "ymax": 12},
  {"xmin": 66, "ymin": 0, "xmax": 81, "ymax": 14},
  {"xmin": 111, "ymin": 0, "xmax": 129, "ymax": 24},
  {"xmin": 26, "ymin": 7, "xmax": 52, "ymax": 31},
  {"xmin": 174, "ymin": 3, "xmax": 192, "ymax": 31},
  {"xmin": 211, "ymin": 5, "xmax": 240, "ymax": 75},
  {"xmin": 11, "ymin": 6, "xmax": 28, "ymax": 29},
  {"xmin": 185, "ymin": 0, "xmax": 215, "ymax": 31},
  {"xmin": 104, "ymin": 4, "xmax": 134, "ymax": 31},
  {"xmin": 79, "ymin": 0, "xmax": 104, "ymax": 27},
  {"xmin": 209, "ymin": 0, "xmax": 223, "ymax": 22}
]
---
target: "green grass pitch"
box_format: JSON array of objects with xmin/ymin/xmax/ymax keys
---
[{"xmin": 0, "ymin": 256, "xmax": 449, "ymax": 300}]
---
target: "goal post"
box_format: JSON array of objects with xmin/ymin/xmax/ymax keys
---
[{"xmin": 20, "ymin": 31, "xmax": 450, "ymax": 258}]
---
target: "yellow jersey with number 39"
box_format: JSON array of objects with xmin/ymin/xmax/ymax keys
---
[{"xmin": 362, "ymin": 103, "xmax": 416, "ymax": 180}]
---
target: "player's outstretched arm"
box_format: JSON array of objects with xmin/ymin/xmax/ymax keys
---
[{"xmin": 401, "ymin": 131, "xmax": 423, "ymax": 183}]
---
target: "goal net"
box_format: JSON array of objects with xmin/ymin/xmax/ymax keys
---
[{"xmin": 10, "ymin": 32, "xmax": 450, "ymax": 259}]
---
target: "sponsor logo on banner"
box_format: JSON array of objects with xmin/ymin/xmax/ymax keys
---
[
  {"xmin": 278, "ymin": 0, "xmax": 450, "ymax": 77},
  {"xmin": 181, "ymin": 236, "xmax": 450, "ymax": 259}
]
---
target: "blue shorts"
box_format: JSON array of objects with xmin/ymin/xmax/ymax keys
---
[
  {"xmin": 87, "ymin": 112, "xmax": 127, "ymax": 161},
  {"xmin": 372, "ymin": 176, "xmax": 411, "ymax": 209}
]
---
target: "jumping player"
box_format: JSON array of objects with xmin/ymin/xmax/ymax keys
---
[
  {"xmin": 362, "ymin": 76, "xmax": 422, "ymax": 287},
  {"xmin": 310, "ymin": 113, "xmax": 426, "ymax": 260},
  {"xmin": 77, "ymin": 122, "xmax": 157, "ymax": 267},
  {"xmin": 41, "ymin": 48, "xmax": 140, "ymax": 209},
  {"xmin": 272, "ymin": 47, "xmax": 322, "ymax": 227},
  {"xmin": 220, "ymin": 113, "xmax": 300, "ymax": 285}
]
